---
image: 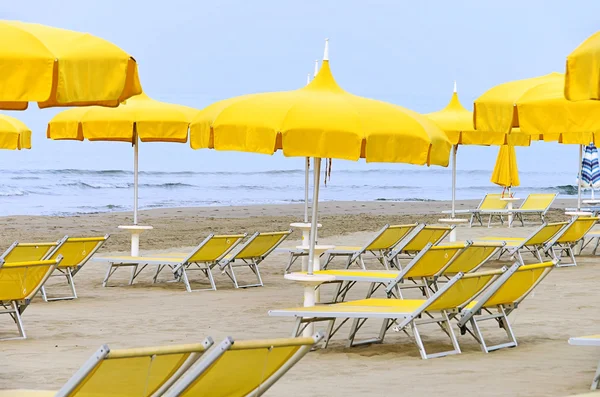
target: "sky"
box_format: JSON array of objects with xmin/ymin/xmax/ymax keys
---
[{"xmin": 1, "ymin": 0, "xmax": 598, "ymax": 174}]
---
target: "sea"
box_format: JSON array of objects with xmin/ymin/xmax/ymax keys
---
[{"xmin": 0, "ymin": 168, "xmax": 579, "ymax": 217}]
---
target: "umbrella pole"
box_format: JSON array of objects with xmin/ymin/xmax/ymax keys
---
[
  {"xmin": 134, "ymin": 137, "xmax": 139, "ymax": 226},
  {"xmin": 304, "ymin": 157, "xmax": 309, "ymax": 222},
  {"xmin": 307, "ymin": 157, "xmax": 321, "ymax": 276},
  {"xmin": 451, "ymin": 145, "xmax": 457, "ymax": 218},
  {"xmin": 578, "ymin": 144, "xmax": 583, "ymax": 211}
]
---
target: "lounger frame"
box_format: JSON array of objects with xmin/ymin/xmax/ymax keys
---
[
  {"xmin": 543, "ymin": 217, "xmax": 598, "ymax": 267},
  {"xmin": 569, "ymin": 336, "xmax": 600, "ymax": 390}
]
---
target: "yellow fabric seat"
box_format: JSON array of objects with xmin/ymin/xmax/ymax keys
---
[
  {"xmin": 0, "ymin": 258, "xmax": 62, "ymax": 340},
  {"xmin": 96, "ymin": 233, "xmax": 247, "ymax": 292},
  {"xmin": 544, "ymin": 217, "xmax": 599, "ymax": 266}
]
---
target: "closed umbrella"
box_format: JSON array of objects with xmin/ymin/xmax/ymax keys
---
[
  {"xmin": 491, "ymin": 145, "xmax": 520, "ymax": 193},
  {"xmin": 577, "ymin": 143, "xmax": 600, "ymax": 201},
  {"xmin": 190, "ymin": 40, "xmax": 451, "ymax": 333},
  {"xmin": 47, "ymin": 93, "xmax": 198, "ymax": 255},
  {"xmin": 0, "ymin": 21, "xmax": 141, "ymax": 109}
]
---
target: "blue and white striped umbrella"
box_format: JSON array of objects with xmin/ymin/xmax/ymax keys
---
[{"xmin": 578, "ymin": 143, "xmax": 600, "ymax": 189}]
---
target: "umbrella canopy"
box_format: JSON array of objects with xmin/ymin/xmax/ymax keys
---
[
  {"xmin": 565, "ymin": 31, "xmax": 600, "ymax": 101},
  {"xmin": 474, "ymin": 72, "xmax": 563, "ymax": 135},
  {"xmin": 47, "ymin": 93, "xmax": 198, "ymax": 225},
  {"xmin": 0, "ymin": 114, "xmax": 31, "ymax": 150},
  {"xmin": 491, "ymin": 145, "xmax": 520, "ymax": 188},
  {"xmin": 578, "ymin": 144, "xmax": 600, "ymax": 189},
  {"xmin": 0, "ymin": 20, "xmax": 141, "ymax": 110},
  {"xmin": 190, "ymin": 59, "xmax": 451, "ymax": 166},
  {"xmin": 427, "ymin": 85, "xmax": 530, "ymax": 146}
]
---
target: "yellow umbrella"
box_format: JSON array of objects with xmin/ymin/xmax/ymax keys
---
[
  {"xmin": 0, "ymin": 114, "xmax": 31, "ymax": 150},
  {"xmin": 190, "ymin": 40, "xmax": 451, "ymax": 283},
  {"xmin": 491, "ymin": 145, "xmax": 520, "ymax": 190},
  {"xmin": 47, "ymin": 93, "xmax": 198, "ymax": 229},
  {"xmin": 426, "ymin": 84, "xmax": 530, "ymax": 218},
  {"xmin": 565, "ymin": 31, "xmax": 600, "ymax": 101},
  {"xmin": 0, "ymin": 21, "xmax": 141, "ymax": 110}
]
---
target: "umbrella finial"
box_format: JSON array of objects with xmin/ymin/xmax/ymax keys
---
[
  {"xmin": 453, "ymin": 80, "xmax": 457, "ymax": 93},
  {"xmin": 323, "ymin": 38, "xmax": 329, "ymax": 61},
  {"xmin": 307, "ymin": 73, "xmax": 311, "ymax": 85},
  {"xmin": 314, "ymin": 60, "xmax": 319, "ymax": 78}
]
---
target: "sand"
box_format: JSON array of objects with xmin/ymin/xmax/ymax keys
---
[{"xmin": 0, "ymin": 199, "xmax": 599, "ymax": 396}]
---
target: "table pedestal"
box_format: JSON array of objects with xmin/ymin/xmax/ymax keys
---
[
  {"xmin": 284, "ymin": 273, "xmax": 335, "ymax": 336},
  {"xmin": 290, "ymin": 222, "xmax": 321, "ymax": 271},
  {"xmin": 118, "ymin": 225, "xmax": 153, "ymax": 284},
  {"xmin": 501, "ymin": 197, "xmax": 520, "ymax": 228}
]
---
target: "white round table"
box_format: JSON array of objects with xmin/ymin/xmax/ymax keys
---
[
  {"xmin": 582, "ymin": 199, "xmax": 600, "ymax": 205},
  {"xmin": 500, "ymin": 197, "xmax": 520, "ymax": 228},
  {"xmin": 118, "ymin": 225, "xmax": 153, "ymax": 256},
  {"xmin": 565, "ymin": 211, "xmax": 593, "ymax": 218},
  {"xmin": 438, "ymin": 218, "xmax": 468, "ymax": 242},
  {"xmin": 290, "ymin": 222, "xmax": 322, "ymax": 272}
]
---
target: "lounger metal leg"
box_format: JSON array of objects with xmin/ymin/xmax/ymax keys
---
[
  {"xmin": 292, "ymin": 317, "xmax": 302, "ymax": 337},
  {"xmin": 152, "ymin": 264, "xmax": 164, "ymax": 283},
  {"xmin": 40, "ymin": 286, "xmax": 48, "ymax": 302},
  {"xmin": 224, "ymin": 262, "xmax": 264, "ymax": 288},
  {"xmin": 591, "ymin": 359, "xmax": 600, "ymax": 390},
  {"xmin": 129, "ymin": 265, "xmax": 138, "ymax": 285},
  {"xmin": 358, "ymin": 256, "xmax": 366, "ymax": 270},
  {"xmin": 469, "ymin": 317, "xmax": 489, "ymax": 353},
  {"xmin": 3, "ymin": 302, "xmax": 27, "ymax": 340},
  {"xmin": 44, "ymin": 268, "xmax": 78, "ymax": 302},
  {"xmin": 102, "ymin": 264, "xmax": 116, "ymax": 287}
]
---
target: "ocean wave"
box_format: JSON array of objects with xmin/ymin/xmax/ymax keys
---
[
  {"xmin": 59, "ymin": 182, "xmax": 195, "ymax": 189},
  {"xmin": 0, "ymin": 188, "xmax": 27, "ymax": 197}
]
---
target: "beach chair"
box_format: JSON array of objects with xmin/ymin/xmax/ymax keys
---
[
  {"xmin": 385, "ymin": 224, "xmax": 454, "ymax": 267},
  {"xmin": 0, "ymin": 241, "xmax": 59, "ymax": 262},
  {"xmin": 315, "ymin": 223, "xmax": 422, "ymax": 271},
  {"xmin": 569, "ymin": 335, "xmax": 600, "ymax": 390},
  {"xmin": 99, "ymin": 233, "xmax": 247, "ymax": 292},
  {"xmin": 0, "ymin": 337, "xmax": 214, "ymax": 396},
  {"xmin": 457, "ymin": 261, "xmax": 556, "ymax": 353},
  {"xmin": 39, "ymin": 235, "xmax": 109, "ymax": 302},
  {"xmin": 543, "ymin": 217, "xmax": 599, "ymax": 266},
  {"xmin": 480, "ymin": 221, "xmax": 569, "ymax": 264},
  {"xmin": 0, "ymin": 257, "xmax": 62, "ymax": 340},
  {"xmin": 165, "ymin": 333, "xmax": 324, "ymax": 396},
  {"xmin": 443, "ymin": 193, "xmax": 508, "ymax": 227},
  {"xmin": 506, "ymin": 193, "xmax": 558, "ymax": 226},
  {"xmin": 270, "ymin": 269, "xmax": 504, "ymax": 359},
  {"xmin": 219, "ymin": 230, "xmax": 292, "ymax": 288}
]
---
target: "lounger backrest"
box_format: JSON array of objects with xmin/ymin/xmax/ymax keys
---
[
  {"xmin": 402, "ymin": 243, "xmax": 468, "ymax": 279},
  {"xmin": 478, "ymin": 261, "xmax": 554, "ymax": 307},
  {"xmin": 442, "ymin": 241, "xmax": 504, "ymax": 275},
  {"xmin": 168, "ymin": 334, "xmax": 323, "ymax": 397},
  {"xmin": 479, "ymin": 193, "xmax": 508, "ymax": 210},
  {"xmin": 524, "ymin": 221, "xmax": 569, "ymax": 246},
  {"xmin": 186, "ymin": 234, "xmax": 247, "ymax": 263},
  {"xmin": 55, "ymin": 339, "xmax": 214, "ymax": 397},
  {"xmin": 0, "ymin": 258, "xmax": 60, "ymax": 301},
  {"xmin": 233, "ymin": 231, "xmax": 291, "ymax": 260},
  {"xmin": 518, "ymin": 193, "xmax": 557, "ymax": 211},
  {"xmin": 556, "ymin": 217, "xmax": 599, "ymax": 244},
  {"xmin": 0, "ymin": 241, "xmax": 58, "ymax": 262},
  {"xmin": 47, "ymin": 235, "xmax": 109, "ymax": 269},
  {"xmin": 425, "ymin": 269, "xmax": 504, "ymax": 311},
  {"xmin": 401, "ymin": 225, "xmax": 453, "ymax": 252},
  {"xmin": 365, "ymin": 223, "xmax": 418, "ymax": 251}
]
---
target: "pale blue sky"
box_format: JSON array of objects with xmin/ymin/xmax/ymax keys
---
[{"xmin": 1, "ymin": 0, "xmax": 598, "ymax": 174}]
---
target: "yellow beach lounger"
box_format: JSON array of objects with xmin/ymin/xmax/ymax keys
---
[
  {"xmin": 481, "ymin": 221, "xmax": 568, "ymax": 264},
  {"xmin": 218, "ymin": 230, "xmax": 292, "ymax": 288},
  {"xmin": 385, "ymin": 224, "xmax": 455, "ymax": 267},
  {"xmin": 543, "ymin": 217, "xmax": 599, "ymax": 266},
  {"xmin": 40, "ymin": 235, "xmax": 109, "ymax": 302},
  {"xmin": 0, "ymin": 257, "xmax": 62, "ymax": 340},
  {"xmin": 457, "ymin": 261, "xmax": 556, "ymax": 353},
  {"xmin": 569, "ymin": 335, "xmax": 600, "ymax": 390},
  {"xmin": 0, "ymin": 241, "xmax": 59, "ymax": 262},
  {"xmin": 0, "ymin": 333, "xmax": 323, "ymax": 397},
  {"xmin": 0, "ymin": 337, "xmax": 215, "ymax": 396},
  {"xmin": 479, "ymin": 193, "xmax": 558, "ymax": 227},
  {"xmin": 98, "ymin": 233, "xmax": 247, "ymax": 292},
  {"xmin": 165, "ymin": 333, "xmax": 324, "ymax": 396},
  {"xmin": 270, "ymin": 270, "xmax": 504, "ymax": 359},
  {"xmin": 315, "ymin": 241, "xmax": 504, "ymax": 302},
  {"xmin": 311, "ymin": 223, "xmax": 421, "ymax": 271},
  {"xmin": 443, "ymin": 193, "xmax": 508, "ymax": 227}
]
